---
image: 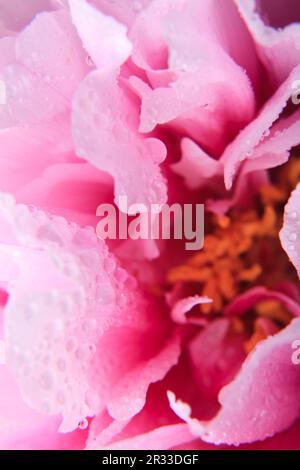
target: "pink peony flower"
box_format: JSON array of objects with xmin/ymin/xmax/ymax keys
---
[{"xmin": 0, "ymin": 0, "xmax": 300, "ymax": 450}]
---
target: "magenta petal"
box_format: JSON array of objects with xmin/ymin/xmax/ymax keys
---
[
  {"xmin": 280, "ymin": 183, "xmax": 300, "ymax": 277},
  {"xmin": 169, "ymin": 319, "xmax": 300, "ymax": 445},
  {"xmin": 15, "ymin": 10, "xmax": 88, "ymax": 101},
  {"xmin": 222, "ymin": 65, "xmax": 300, "ymax": 190},
  {"xmin": 72, "ymin": 68, "xmax": 167, "ymax": 209},
  {"xmin": 107, "ymin": 333, "xmax": 181, "ymax": 421}
]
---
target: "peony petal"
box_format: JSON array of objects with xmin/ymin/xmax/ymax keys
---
[
  {"xmin": 16, "ymin": 162, "xmax": 113, "ymax": 228},
  {"xmin": 0, "ymin": 113, "xmax": 74, "ymax": 195},
  {"xmin": 225, "ymin": 286, "xmax": 300, "ymax": 318},
  {"xmin": 101, "ymin": 423, "xmax": 193, "ymax": 450},
  {"xmin": 69, "ymin": 0, "xmax": 132, "ymax": 70},
  {"xmin": 169, "ymin": 318, "xmax": 300, "ymax": 445},
  {"xmin": 0, "ymin": 363, "xmax": 86, "ymax": 449},
  {"xmin": 131, "ymin": 59, "xmax": 255, "ymax": 156},
  {"xmin": 107, "ymin": 333, "xmax": 181, "ymax": 420},
  {"xmin": 15, "ymin": 9, "xmax": 88, "ymax": 101},
  {"xmin": 72, "ymin": 68, "xmax": 167, "ymax": 210},
  {"xmin": 280, "ymin": 183, "xmax": 300, "ymax": 278},
  {"xmin": 0, "ymin": 64, "xmax": 67, "ymax": 128},
  {"xmin": 170, "ymin": 295, "xmax": 211, "ymax": 326},
  {"xmin": 188, "ymin": 318, "xmax": 246, "ymax": 398},
  {"xmin": 242, "ymin": 108, "xmax": 300, "ymax": 175},
  {"xmin": 171, "ymin": 139, "xmax": 222, "ymax": 191},
  {"xmin": 235, "ymin": 0, "xmax": 300, "ymax": 87},
  {"xmin": 222, "ymin": 65, "xmax": 300, "ymax": 190},
  {"xmin": 0, "ymin": 195, "xmax": 174, "ymax": 433},
  {"xmin": 0, "ymin": 0, "xmax": 54, "ymax": 32},
  {"xmin": 90, "ymin": 0, "xmax": 153, "ymax": 28}
]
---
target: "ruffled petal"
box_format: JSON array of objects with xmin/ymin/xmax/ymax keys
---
[
  {"xmin": 72, "ymin": 68, "xmax": 167, "ymax": 210},
  {"xmin": 0, "ymin": 195, "xmax": 174, "ymax": 433},
  {"xmin": 0, "ymin": 113, "xmax": 74, "ymax": 194},
  {"xmin": 169, "ymin": 318, "xmax": 300, "ymax": 445},
  {"xmin": 171, "ymin": 138, "xmax": 222, "ymax": 191}
]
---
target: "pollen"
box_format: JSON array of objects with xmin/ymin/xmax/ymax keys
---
[{"xmin": 166, "ymin": 156, "xmax": 300, "ymax": 325}]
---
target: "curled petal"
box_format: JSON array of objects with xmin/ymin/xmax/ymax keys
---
[
  {"xmin": 225, "ymin": 286, "xmax": 300, "ymax": 318},
  {"xmin": 169, "ymin": 318, "xmax": 300, "ymax": 445}
]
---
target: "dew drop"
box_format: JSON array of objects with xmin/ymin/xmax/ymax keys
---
[{"xmin": 78, "ymin": 418, "xmax": 89, "ymax": 430}]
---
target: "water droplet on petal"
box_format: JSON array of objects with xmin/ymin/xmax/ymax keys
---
[{"xmin": 78, "ymin": 418, "xmax": 89, "ymax": 430}]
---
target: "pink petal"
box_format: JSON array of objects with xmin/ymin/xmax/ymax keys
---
[
  {"xmin": 0, "ymin": 364, "xmax": 86, "ymax": 449},
  {"xmin": 0, "ymin": 36, "xmax": 15, "ymax": 68},
  {"xmin": 101, "ymin": 423, "xmax": 193, "ymax": 450},
  {"xmin": 170, "ymin": 296, "xmax": 211, "ymax": 326},
  {"xmin": 16, "ymin": 162, "xmax": 113, "ymax": 228},
  {"xmin": 0, "ymin": 195, "xmax": 174, "ymax": 433},
  {"xmin": 235, "ymin": 0, "xmax": 300, "ymax": 87},
  {"xmin": 280, "ymin": 183, "xmax": 300, "ymax": 278},
  {"xmin": 0, "ymin": 0, "xmax": 54, "ymax": 32},
  {"xmin": 15, "ymin": 10, "xmax": 88, "ymax": 101},
  {"xmin": 107, "ymin": 333, "xmax": 181, "ymax": 420},
  {"xmin": 169, "ymin": 318, "xmax": 300, "ymax": 445},
  {"xmin": 222, "ymin": 65, "xmax": 300, "ymax": 190},
  {"xmin": 72, "ymin": 68, "xmax": 167, "ymax": 210},
  {"xmin": 90, "ymin": 0, "xmax": 153, "ymax": 29},
  {"xmin": 69, "ymin": 0, "xmax": 132, "ymax": 70},
  {"xmin": 188, "ymin": 318, "xmax": 246, "ymax": 397},
  {"xmin": 242, "ymin": 108, "xmax": 300, "ymax": 175},
  {"xmin": 133, "ymin": 59, "xmax": 255, "ymax": 155},
  {"xmin": 171, "ymin": 138, "xmax": 222, "ymax": 191},
  {"xmin": 0, "ymin": 64, "xmax": 67, "ymax": 127},
  {"xmin": 225, "ymin": 286, "xmax": 300, "ymax": 318},
  {"xmin": 0, "ymin": 113, "xmax": 74, "ymax": 194}
]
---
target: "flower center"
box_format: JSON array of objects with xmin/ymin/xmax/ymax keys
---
[{"xmin": 166, "ymin": 156, "xmax": 300, "ymax": 351}]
